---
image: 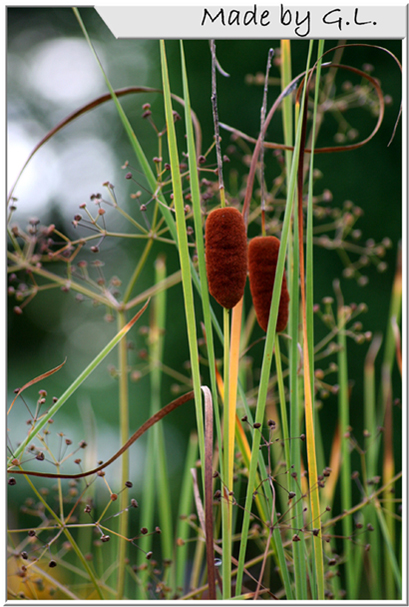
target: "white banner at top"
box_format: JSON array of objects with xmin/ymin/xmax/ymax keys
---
[{"xmin": 95, "ymin": 5, "xmax": 407, "ymax": 39}]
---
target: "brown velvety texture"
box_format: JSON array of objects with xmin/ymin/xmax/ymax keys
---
[
  {"xmin": 205, "ymin": 207, "xmax": 248, "ymax": 309},
  {"xmin": 248, "ymin": 236, "xmax": 290, "ymax": 333}
]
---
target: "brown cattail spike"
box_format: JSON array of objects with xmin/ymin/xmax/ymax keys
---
[
  {"xmin": 205, "ymin": 207, "xmax": 247, "ymax": 309},
  {"xmin": 248, "ymin": 236, "xmax": 289, "ymax": 333}
]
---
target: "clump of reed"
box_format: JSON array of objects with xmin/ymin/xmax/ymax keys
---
[{"xmin": 7, "ymin": 16, "xmax": 402, "ymax": 602}]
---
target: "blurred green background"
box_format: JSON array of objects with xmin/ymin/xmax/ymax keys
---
[{"xmin": 7, "ymin": 8, "xmax": 402, "ymax": 519}]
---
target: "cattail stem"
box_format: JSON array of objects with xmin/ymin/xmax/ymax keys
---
[
  {"xmin": 221, "ymin": 306, "xmax": 232, "ymax": 598},
  {"xmin": 210, "ymin": 39, "xmax": 225, "ymax": 205},
  {"xmin": 260, "ymin": 48, "xmax": 274, "ymax": 237},
  {"xmin": 116, "ymin": 309, "xmax": 130, "ymax": 600}
]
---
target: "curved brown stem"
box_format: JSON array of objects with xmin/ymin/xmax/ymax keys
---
[
  {"xmin": 7, "ymin": 87, "xmax": 202, "ymax": 204},
  {"xmin": 8, "ymin": 390, "xmax": 195, "ymax": 479}
]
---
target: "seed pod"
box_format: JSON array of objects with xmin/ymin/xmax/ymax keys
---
[
  {"xmin": 248, "ymin": 236, "xmax": 289, "ymax": 333},
  {"xmin": 205, "ymin": 207, "xmax": 247, "ymax": 309}
]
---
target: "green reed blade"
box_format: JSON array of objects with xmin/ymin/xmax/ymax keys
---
[{"xmin": 159, "ymin": 40, "xmax": 205, "ymax": 473}]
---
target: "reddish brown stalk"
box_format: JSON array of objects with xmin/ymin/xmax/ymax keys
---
[
  {"xmin": 239, "ymin": 58, "xmax": 349, "ymax": 227},
  {"xmin": 391, "ymin": 317, "xmax": 402, "ymax": 377},
  {"xmin": 240, "ymin": 87, "xmax": 286, "ymax": 228}
]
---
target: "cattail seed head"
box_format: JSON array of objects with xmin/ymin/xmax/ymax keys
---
[
  {"xmin": 205, "ymin": 207, "xmax": 247, "ymax": 309},
  {"xmin": 248, "ymin": 236, "xmax": 289, "ymax": 333}
]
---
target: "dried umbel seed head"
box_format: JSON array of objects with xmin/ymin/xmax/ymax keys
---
[
  {"xmin": 205, "ymin": 207, "xmax": 247, "ymax": 309},
  {"xmin": 248, "ymin": 236, "xmax": 289, "ymax": 333}
]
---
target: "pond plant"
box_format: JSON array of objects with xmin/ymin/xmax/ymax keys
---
[{"xmin": 7, "ymin": 10, "xmax": 402, "ymax": 601}]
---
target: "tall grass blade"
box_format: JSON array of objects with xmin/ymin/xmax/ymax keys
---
[
  {"xmin": 335, "ymin": 281, "xmax": 354, "ymax": 597},
  {"xmin": 295, "ymin": 40, "xmax": 325, "ymax": 600},
  {"xmin": 179, "ymin": 40, "xmax": 222, "ymax": 457},
  {"xmin": 375, "ymin": 498, "xmax": 402, "ymax": 597},
  {"xmin": 159, "ymin": 40, "xmax": 205, "ymax": 476},
  {"xmin": 303, "ymin": 39, "xmax": 326, "ymax": 600},
  {"xmin": 281, "ymin": 38, "xmax": 308, "ymax": 600},
  {"xmin": 381, "ymin": 245, "xmax": 402, "ymax": 599},
  {"xmin": 116, "ymin": 309, "xmax": 130, "ymax": 599},
  {"xmin": 364, "ymin": 335, "xmax": 383, "ymax": 598},
  {"xmin": 236, "ymin": 44, "xmax": 315, "ymax": 599},
  {"xmin": 136, "ymin": 256, "xmax": 172, "ymax": 597},
  {"xmin": 202, "ymin": 385, "xmax": 216, "ymax": 599}
]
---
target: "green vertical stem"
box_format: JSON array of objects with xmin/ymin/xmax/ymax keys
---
[
  {"xmin": 382, "ymin": 378, "xmax": 396, "ymax": 599},
  {"xmin": 380, "ymin": 244, "xmax": 402, "ymax": 398},
  {"xmin": 375, "ymin": 499, "xmax": 402, "ymax": 597},
  {"xmin": 307, "ymin": 40, "xmax": 326, "ymax": 477},
  {"xmin": 364, "ymin": 335, "xmax": 382, "ymax": 598},
  {"xmin": 151, "ymin": 256, "xmax": 174, "ymax": 570},
  {"xmin": 275, "ymin": 335, "xmax": 290, "ymax": 477},
  {"xmin": 117, "ymin": 309, "xmax": 130, "ymax": 600},
  {"xmin": 335, "ymin": 285, "xmax": 353, "ymax": 598},
  {"xmin": 180, "ymin": 39, "xmax": 225, "ymax": 598},
  {"xmin": 365, "ymin": 336, "xmax": 382, "ymax": 479},
  {"xmin": 281, "ymin": 38, "xmax": 308, "ymax": 601},
  {"xmin": 179, "ymin": 40, "xmax": 222, "ymax": 474},
  {"xmin": 280, "ymin": 39, "xmax": 293, "ymax": 169},
  {"xmin": 159, "ymin": 40, "xmax": 205, "ymax": 468},
  {"xmin": 123, "ymin": 237, "xmax": 154, "ymax": 304},
  {"xmin": 137, "ymin": 255, "xmax": 174, "ymax": 596},
  {"xmin": 304, "ymin": 41, "xmax": 326, "ymax": 598},
  {"xmin": 221, "ymin": 307, "xmax": 232, "ymax": 598},
  {"xmin": 189, "ymin": 531, "xmax": 206, "ymax": 592},
  {"xmin": 175, "ymin": 432, "xmax": 198, "ymax": 594},
  {"xmin": 381, "ymin": 246, "xmax": 401, "ymax": 599},
  {"xmin": 235, "ymin": 42, "xmax": 314, "ymax": 596},
  {"xmin": 297, "ymin": 40, "xmax": 325, "ymax": 600},
  {"xmin": 136, "ymin": 437, "xmax": 155, "ymax": 599}
]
